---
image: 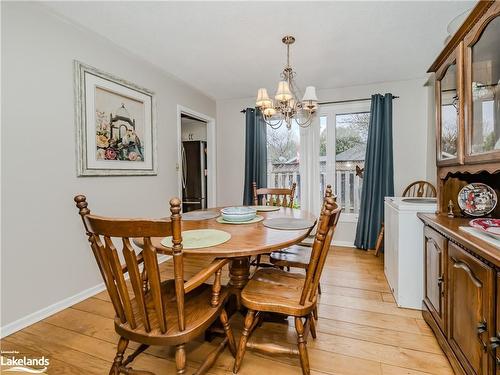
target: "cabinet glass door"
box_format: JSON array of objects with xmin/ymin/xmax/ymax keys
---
[
  {"xmin": 436, "ymin": 44, "xmax": 463, "ymax": 166},
  {"xmin": 439, "ymin": 63, "xmax": 459, "ymax": 161},
  {"xmin": 467, "ymin": 15, "xmax": 500, "ymax": 160}
]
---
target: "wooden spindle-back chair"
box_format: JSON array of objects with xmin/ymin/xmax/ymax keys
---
[
  {"xmin": 402, "ymin": 180, "xmax": 437, "ymax": 198},
  {"xmin": 252, "ymin": 182, "xmax": 297, "ymax": 208},
  {"xmin": 374, "ymin": 180, "xmax": 437, "ymax": 256},
  {"xmin": 269, "ymin": 185, "xmax": 336, "ymax": 296},
  {"xmin": 251, "ymin": 181, "xmax": 297, "ymax": 268},
  {"xmin": 233, "ymin": 196, "xmax": 341, "ymax": 375},
  {"xmin": 74, "ymin": 196, "xmax": 235, "ymax": 375}
]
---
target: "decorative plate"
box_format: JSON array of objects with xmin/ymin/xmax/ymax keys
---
[
  {"xmin": 457, "ymin": 183, "xmax": 497, "ymax": 217},
  {"xmin": 469, "ymin": 218, "xmax": 500, "ymax": 240}
]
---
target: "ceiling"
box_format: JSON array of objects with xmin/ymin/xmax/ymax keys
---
[{"xmin": 44, "ymin": 1, "xmax": 474, "ymax": 100}]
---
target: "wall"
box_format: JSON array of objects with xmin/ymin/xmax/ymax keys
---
[
  {"xmin": 216, "ymin": 78, "xmax": 432, "ymax": 245},
  {"xmin": 181, "ymin": 118, "xmax": 207, "ymax": 141},
  {"xmin": 1, "ymin": 2, "xmax": 216, "ymax": 334}
]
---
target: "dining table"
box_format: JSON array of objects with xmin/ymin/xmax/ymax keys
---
[{"xmin": 138, "ymin": 206, "xmax": 316, "ymax": 308}]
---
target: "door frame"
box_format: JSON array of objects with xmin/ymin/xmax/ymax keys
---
[{"xmin": 176, "ymin": 105, "xmax": 217, "ymax": 208}]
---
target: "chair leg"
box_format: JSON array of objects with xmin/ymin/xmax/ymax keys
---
[
  {"xmin": 317, "ymin": 282, "xmax": 322, "ymax": 295},
  {"xmin": 309, "ymin": 313, "xmax": 317, "ymax": 339},
  {"xmin": 109, "ymin": 337, "xmax": 129, "ymax": 375},
  {"xmin": 295, "ymin": 317, "xmax": 310, "ymax": 375},
  {"xmin": 175, "ymin": 344, "xmax": 187, "ymax": 375},
  {"xmin": 220, "ymin": 308, "xmax": 236, "ymax": 357},
  {"xmin": 233, "ymin": 309, "xmax": 255, "ymax": 374},
  {"xmin": 312, "ymin": 306, "xmax": 318, "ymax": 320},
  {"xmin": 374, "ymin": 224, "xmax": 384, "ymax": 256},
  {"xmin": 255, "ymin": 255, "xmax": 261, "ymax": 268}
]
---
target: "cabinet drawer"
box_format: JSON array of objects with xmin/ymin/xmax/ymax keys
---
[{"xmin": 424, "ymin": 226, "xmax": 447, "ymax": 333}]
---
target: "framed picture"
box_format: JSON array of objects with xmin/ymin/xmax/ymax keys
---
[{"xmin": 74, "ymin": 61, "xmax": 157, "ymax": 176}]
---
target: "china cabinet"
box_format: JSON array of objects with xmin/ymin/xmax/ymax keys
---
[{"xmin": 422, "ymin": 2, "xmax": 500, "ymax": 375}]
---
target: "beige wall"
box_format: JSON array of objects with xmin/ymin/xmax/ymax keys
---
[
  {"xmin": 216, "ymin": 78, "xmax": 433, "ymax": 245},
  {"xmin": 1, "ymin": 2, "xmax": 215, "ymax": 333}
]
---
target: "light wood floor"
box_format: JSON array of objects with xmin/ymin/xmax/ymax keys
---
[{"xmin": 1, "ymin": 247, "xmax": 454, "ymax": 375}]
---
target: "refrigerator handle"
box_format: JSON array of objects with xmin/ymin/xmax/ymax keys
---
[{"xmin": 181, "ymin": 145, "xmax": 187, "ymax": 189}]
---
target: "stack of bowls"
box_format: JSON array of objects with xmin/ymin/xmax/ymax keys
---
[{"xmin": 220, "ymin": 207, "xmax": 257, "ymax": 222}]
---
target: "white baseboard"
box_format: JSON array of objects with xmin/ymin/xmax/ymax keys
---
[
  {"xmin": 332, "ymin": 240, "xmax": 355, "ymax": 248},
  {"xmin": 0, "ymin": 254, "xmax": 171, "ymax": 339}
]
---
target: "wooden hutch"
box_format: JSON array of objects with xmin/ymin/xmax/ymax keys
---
[{"xmin": 419, "ymin": 1, "xmax": 500, "ymax": 374}]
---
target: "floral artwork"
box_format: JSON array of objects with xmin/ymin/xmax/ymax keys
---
[
  {"xmin": 75, "ymin": 61, "xmax": 156, "ymax": 176},
  {"xmin": 94, "ymin": 87, "xmax": 145, "ymax": 163}
]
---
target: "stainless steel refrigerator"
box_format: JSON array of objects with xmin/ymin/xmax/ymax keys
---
[{"xmin": 181, "ymin": 141, "xmax": 207, "ymax": 212}]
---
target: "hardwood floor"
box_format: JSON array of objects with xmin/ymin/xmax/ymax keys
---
[{"xmin": 1, "ymin": 247, "xmax": 454, "ymax": 375}]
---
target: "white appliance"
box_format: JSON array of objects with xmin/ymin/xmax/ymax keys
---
[{"xmin": 384, "ymin": 197, "xmax": 437, "ymax": 309}]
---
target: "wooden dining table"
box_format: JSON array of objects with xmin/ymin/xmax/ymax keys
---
[{"xmin": 139, "ymin": 206, "xmax": 316, "ymax": 303}]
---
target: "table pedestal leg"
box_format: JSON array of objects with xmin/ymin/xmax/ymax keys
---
[{"xmin": 228, "ymin": 256, "xmax": 250, "ymax": 312}]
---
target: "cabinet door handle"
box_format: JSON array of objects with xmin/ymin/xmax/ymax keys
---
[
  {"xmin": 437, "ymin": 275, "xmax": 444, "ymax": 284},
  {"xmin": 477, "ymin": 321, "xmax": 488, "ymax": 351},
  {"xmin": 451, "ymin": 257, "xmax": 482, "ymax": 288},
  {"xmin": 489, "ymin": 335, "xmax": 500, "ymax": 365}
]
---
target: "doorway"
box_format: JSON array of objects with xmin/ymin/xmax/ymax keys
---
[{"xmin": 176, "ymin": 106, "xmax": 216, "ymax": 212}]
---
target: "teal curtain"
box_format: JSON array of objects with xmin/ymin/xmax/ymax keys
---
[
  {"xmin": 354, "ymin": 94, "xmax": 394, "ymax": 250},
  {"xmin": 243, "ymin": 108, "xmax": 267, "ymax": 205}
]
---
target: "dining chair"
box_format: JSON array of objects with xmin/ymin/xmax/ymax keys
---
[
  {"xmin": 402, "ymin": 180, "xmax": 437, "ymax": 198},
  {"xmin": 269, "ymin": 185, "xmax": 336, "ymax": 298},
  {"xmin": 74, "ymin": 195, "xmax": 236, "ymax": 375},
  {"xmin": 233, "ymin": 197, "xmax": 341, "ymax": 375},
  {"xmin": 251, "ymin": 181, "xmax": 297, "ymax": 268},
  {"xmin": 374, "ymin": 180, "xmax": 437, "ymax": 256},
  {"xmin": 252, "ymin": 181, "xmax": 297, "ymax": 208}
]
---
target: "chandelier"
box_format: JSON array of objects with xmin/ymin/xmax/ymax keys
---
[{"xmin": 255, "ymin": 35, "xmax": 318, "ymax": 130}]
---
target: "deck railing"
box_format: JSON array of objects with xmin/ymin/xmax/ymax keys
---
[{"xmin": 268, "ymin": 169, "xmax": 363, "ymax": 213}]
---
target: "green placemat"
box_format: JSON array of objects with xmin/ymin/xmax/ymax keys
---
[
  {"xmin": 252, "ymin": 205, "xmax": 281, "ymax": 212},
  {"xmin": 263, "ymin": 217, "xmax": 316, "ymax": 230},
  {"xmin": 161, "ymin": 229, "xmax": 231, "ymax": 249},
  {"xmin": 216, "ymin": 215, "xmax": 264, "ymax": 225},
  {"xmin": 182, "ymin": 210, "xmax": 220, "ymax": 221}
]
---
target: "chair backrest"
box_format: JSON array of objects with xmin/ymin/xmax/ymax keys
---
[
  {"xmin": 402, "ymin": 181, "xmax": 437, "ymax": 198},
  {"xmin": 300, "ymin": 196, "xmax": 341, "ymax": 305},
  {"xmin": 74, "ymin": 195, "xmax": 186, "ymax": 334},
  {"xmin": 252, "ymin": 182, "xmax": 297, "ymax": 208}
]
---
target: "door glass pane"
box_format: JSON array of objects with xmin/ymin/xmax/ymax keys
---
[
  {"xmin": 320, "ymin": 116, "xmax": 327, "ymax": 200},
  {"xmin": 470, "ymin": 16, "xmax": 500, "ymax": 154},
  {"xmin": 440, "ymin": 63, "xmax": 459, "ymax": 159},
  {"xmin": 335, "ymin": 112, "xmax": 369, "ymax": 214},
  {"xmin": 266, "ymin": 121, "xmax": 301, "ymax": 207}
]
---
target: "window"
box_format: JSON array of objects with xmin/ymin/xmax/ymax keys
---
[
  {"xmin": 266, "ymin": 121, "xmax": 301, "ymax": 207},
  {"xmin": 320, "ymin": 102, "xmax": 371, "ymax": 220}
]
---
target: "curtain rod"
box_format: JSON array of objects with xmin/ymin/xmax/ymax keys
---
[
  {"xmin": 241, "ymin": 95, "xmax": 399, "ymax": 113},
  {"xmin": 319, "ymin": 95, "xmax": 399, "ymax": 105}
]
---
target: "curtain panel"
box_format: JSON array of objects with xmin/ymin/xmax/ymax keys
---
[
  {"xmin": 354, "ymin": 93, "xmax": 394, "ymax": 250},
  {"xmin": 299, "ymin": 115, "xmax": 321, "ymax": 216},
  {"xmin": 243, "ymin": 108, "xmax": 268, "ymax": 205}
]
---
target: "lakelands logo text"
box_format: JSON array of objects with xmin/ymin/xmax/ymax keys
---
[{"xmin": 1, "ymin": 351, "xmax": 49, "ymax": 373}]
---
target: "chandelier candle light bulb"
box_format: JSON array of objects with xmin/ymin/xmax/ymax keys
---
[{"xmin": 255, "ymin": 35, "xmax": 318, "ymax": 129}]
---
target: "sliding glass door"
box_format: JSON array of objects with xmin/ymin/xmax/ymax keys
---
[{"xmin": 320, "ymin": 102, "xmax": 370, "ymax": 221}]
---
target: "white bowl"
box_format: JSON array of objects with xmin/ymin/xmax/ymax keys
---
[{"xmin": 220, "ymin": 206, "xmax": 257, "ymax": 222}]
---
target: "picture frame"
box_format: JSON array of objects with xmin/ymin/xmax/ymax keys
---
[{"xmin": 74, "ymin": 61, "xmax": 157, "ymax": 176}]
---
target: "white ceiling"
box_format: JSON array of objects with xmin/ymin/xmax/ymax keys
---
[{"xmin": 44, "ymin": 1, "xmax": 474, "ymax": 100}]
